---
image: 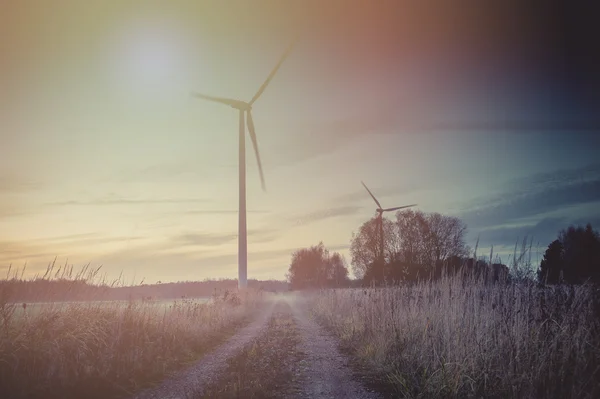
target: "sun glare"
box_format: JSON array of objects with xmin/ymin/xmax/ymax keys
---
[{"xmin": 111, "ymin": 17, "xmax": 191, "ymax": 93}]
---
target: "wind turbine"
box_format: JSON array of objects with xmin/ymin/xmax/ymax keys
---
[
  {"xmin": 361, "ymin": 181, "xmax": 416, "ymax": 267},
  {"xmin": 192, "ymin": 40, "xmax": 296, "ymax": 289}
]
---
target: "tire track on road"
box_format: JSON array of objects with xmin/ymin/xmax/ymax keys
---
[
  {"xmin": 287, "ymin": 295, "xmax": 381, "ymax": 399},
  {"xmin": 132, "ymin": 300, "xmax": 276, "ymax": 399}
]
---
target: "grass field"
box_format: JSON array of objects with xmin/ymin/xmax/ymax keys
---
[
  {"xmin": 311, "ymin": 274, "xmax": 600, "ymax": 398},
  {"xmin": 0, "ymin": 272, "xmax": 264, "ymax": 399}
]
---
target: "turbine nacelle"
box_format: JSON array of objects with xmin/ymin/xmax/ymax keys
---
[
  {"xmin": 362, "ymin": 181, "xmax": 416, "ymax": 215},
  {"xmin": 231, "ymin": 101, "xmax": 251, "ymax": 111}
]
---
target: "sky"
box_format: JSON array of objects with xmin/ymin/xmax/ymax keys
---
[{"xmin": 2, "ymin": 1, "xmax": 599, "ymax": 282}]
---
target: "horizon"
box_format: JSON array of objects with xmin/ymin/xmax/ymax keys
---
[{"xmin": 2, "ymin": 1, "xmax": 599, "ymax": 283}]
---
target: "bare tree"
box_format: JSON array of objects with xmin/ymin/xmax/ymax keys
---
[
  {"xmin": 395, "ymin": 209, "xmax": 428, "ymax": 264},
  {"xmin": 421, "ymin": 212, "xmax": 469, "ymax": 266},
  {"xmin": 351, "ymin": 210, "xmax": 469, "ymax": 281},
  {"xmin": 394, "ymin": 210, "xmax": 467, "ymax": 268},
  {"xmin": 350, "ymin": 217, "xmax": 398, "ymax": 279}
]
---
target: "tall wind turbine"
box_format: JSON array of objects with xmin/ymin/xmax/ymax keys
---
[
  {"xmin": 361, "ymin": 181, "xmax": 416, "ymax": 265},
  {"xmin": 192, "ymin": 41, "xmax": 296, "ymax": 289}
]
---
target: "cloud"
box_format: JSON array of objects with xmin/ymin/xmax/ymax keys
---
[
  {"xmin": 106, "ymin": 162, "xmax": 237, "ymax": 184},
  {"xmin": 48, "ymin": 235, "xmax": 144, "ymax": 247},
  {"xmin": 0, "ymin": 175, "xmax": 41, "ymax": 220},
  {"xmin": 248, "ymin": 228, "xmax": 281, "ymax": 244},
  {"xmin": 335, "ymin": 183, "xmax": 418, "ymax": 205},
  {"xmin": 0, "ymin": 233, "xmax": 148, "ymax": 265},
  {"xmin": 460, "ymin": 163, "xmax": 600, "ymax": 229},
  {"xmin": 183, "ymin": 210, "xmax": 269, "ymax": 215},
  {"xmin": 475, "ymin": 215, "xmax": 600, "ymax": 251},
  {"xmin": 328, "ymin": 244, "xmax": 350, "ymax": 252},
  {"xmin": 0, "ymin": 240, "xmax": 63, "ymax": 265},
  {"xmin": 476, "ymin": 217, "xmax": 567, "ymax": 248},
  {"xmin": 459, "ymin": 163, "xmax": 600, "ymax": 211},
  {"xmin": 198, "ymin": 247, "xmax": 298, "ymax": 266},
  {"xmin": 505, "ymin": 162, "xmax": 600, "ymax": 195},
  {"xmin": 0, "ymin": 207, "xmax": 34, "ymax": 220},
  {"xmin": 170, "ymin": 232, "xmax": 237, "ymax": 247},
  {"xmin": 269, "ymin": 134, "xmax": 355, "ymax": 168},
  {"xmin": 463, "ymin": 182, "xmax": 600, "ymax": 229},
  {"xmin": 38, "ymin": 233, "xmax": 99, "ymax": 242},
  {"xmin": 45, "ymin": 198, "xmax": 210, "ymax": 207},
  {"xmin": 269, "ymin": 102, "xmax": 600, "ymax": 170},
  {"xmin": 270, "ymin": 112, "xmax": 398, "ymax": 168},
  {"xmin": 114, "ymin": 163, "xmax": 198, "ymax": 182},
  {"xmin": 170, "ymin": 226, "xmax": 281, "ymax": 248},
  {"xmin": 389, "ymin": 120, "xmax": 600, "ymax": 134},
  {"xmin": 456, "ymin": 164, "xmax": 600, "ymax": 250},
  {"xmin": 288, "ymin": 205, "xmax": 362, "ymax": 227},
  {"xmin": 0, "ymin": 175, "xmax": 43, "ymax": 194}
]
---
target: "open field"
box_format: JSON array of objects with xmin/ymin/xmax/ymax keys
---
[
  {"xmin": 10, "ymin": 297, "xmax": 212, "ymax": 320},
  {"xmin": 310, "ymin": 275, "xmax": 600, "ymax": 398},
  {"xmin": 0, "ymin": 286, "xmax": 264, "ymax": 398},
  {"xmin": 2, "ymin": 272, "xmax": 600, "ymax": 398}
]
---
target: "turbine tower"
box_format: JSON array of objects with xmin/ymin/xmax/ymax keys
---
[
  {"xmin": 361, "ymin": 181, "xmax": 416, "ymax": 266},
  {"xmin": 192, "ymin": 41, "xmax": 296, "ymax": 289}
]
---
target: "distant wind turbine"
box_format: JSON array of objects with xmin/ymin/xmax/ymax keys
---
[
  {"xmin": 192, "ymin": 40, "xmax": 297, "ymax": 289},
  {"xmin": 361, "ymin": 181, "xmax": 416, "ymax": 266}
]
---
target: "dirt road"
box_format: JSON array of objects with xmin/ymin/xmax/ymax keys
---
[
  {"xmin": 288, "ymin": 295, "xmax": 380, "ymax": 399},
  {"xmin": 133, "ymin": 301, "xmax": 276, "ymax": 399},
  {"xmin": 132, "ymin": 295, "xmax": 378, "ymax": 399}
]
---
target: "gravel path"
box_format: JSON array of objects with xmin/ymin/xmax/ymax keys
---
[
  {"xmin": 288, "ymin": 296, "xmax": 381, "ymax": 399},
  {"xmin": 132, "ymin": 301, "xmax": 276, "ymax": 399}
]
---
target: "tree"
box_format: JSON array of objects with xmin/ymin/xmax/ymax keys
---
[
  {"xmin": 287, "ymin": 242, "xmax": 349, "ymax": 289},
  {"xmin": 537, "ymin": 224, "xmax": 600, "ymax": 285},
  {"xmin": 558, "ymin": 224, "xmax": 600, "ymax": 284},
  {"xmin": 422, "ymin": 212, "xmax": 469, "ymax": 265},
  {"xmin": 327, "ymin": 252, "xmax": 350, "ymax": 287},
  {"xmin": 538, "ymin": 239, "xmax": 564, "ymax": 284},
  {"xmin": 395, "ymin": 210, "xmax": 468, "ymax": 273},
  {"xmin": 350, "ymin": 210, "xmax": 469, "ymax": 283},
  {"xmin": 395, "ymin": 209, "xmax": 427, "ymax": 264},
  {"xmin": 349, "ymin": 217, "xmax": 398, "ymax": 279}
]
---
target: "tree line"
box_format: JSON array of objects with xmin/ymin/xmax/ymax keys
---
[
  {"xmin": 538, "ymin": 224, "xmax": 600, "ymax": 284},
  {"xmin": 287, "ymin": 209, "xmax": 600, "ymax": 288},
  {"xmin": 0, "ymin": 277, "xmax": 288, "ymax": 302}
]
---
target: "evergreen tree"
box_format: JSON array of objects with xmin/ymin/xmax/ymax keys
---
[{"xmin": 538, "ymin": 239, "xmax": 564, "ymax": 284}]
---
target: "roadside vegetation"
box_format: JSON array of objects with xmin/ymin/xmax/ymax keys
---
[
  {"xmin": 290, "ymin": 215, "xmax": 600, "ymax": 398},
  {"xmin": 311, "ymin": 274, "xmax": 600, "ymax": 398},
  {"xmin": 200, "ymin": 301, "xmax": 304, "ymax": 398},
  {"xmin": 0, "ymin": 263, "xmax": 264, "ymax": 399}
]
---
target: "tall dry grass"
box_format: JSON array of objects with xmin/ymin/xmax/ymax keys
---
[
  {"xmin": 0, "ymin": 264, "xmax": 264, "ymax": 398},
  {"xmin": 311, "ymin": 274, "xmax": 600, "ymax": 398}
]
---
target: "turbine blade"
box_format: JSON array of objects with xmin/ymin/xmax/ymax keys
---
[
  {"xmin": 191, "ymin": 92, "xmax": 240, "ymax": 107},
  {"xmin": 246, "ymin": 111, "xmax": 266, "ymax": 191},
  {"xmin": 383, "ymin": 204, "xmax": 417, "ymax": 212},
  {"xmin": 249, "ymin": 37, "xmax": 298, "ymax": 105},
  {"xmin": 361, "ymin": 181, "xmax": 382, "ymax": 209}
]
